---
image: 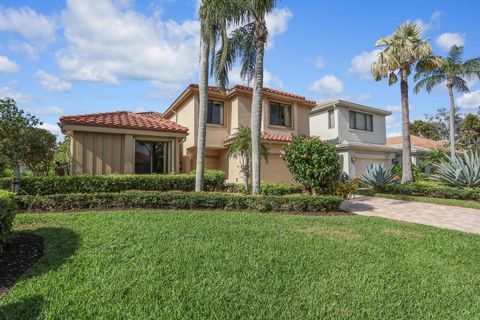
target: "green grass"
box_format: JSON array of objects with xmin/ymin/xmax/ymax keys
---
[
  {"xmin": 358, "ymin": 190, "xmax": 480, "ymax": 209},
  {"xmin": 2, "ymin": 210, "xmax": 480, "ymax": 319}
]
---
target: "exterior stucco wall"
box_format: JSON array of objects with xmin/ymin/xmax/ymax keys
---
[
  {"xmin": 337, "ymin": 106, "xmax": 387, "ymax": 145},
  {"xmin": 309, "ymin": 108, "xmax": 339, "ymax": 140}
]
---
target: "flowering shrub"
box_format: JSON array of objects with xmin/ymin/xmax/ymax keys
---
[{"xmin": 281, "ymin": 136, "xmax": 340, "ymax": 195}]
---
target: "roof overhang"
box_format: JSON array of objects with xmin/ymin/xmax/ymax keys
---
[
  {"xmin": 60, "ymin": 123, "xmax": 189, "ymax": 138},
  {"xmin": 335, "ymin": 142, "xmax": 399, "ymax": 153},
  {"xmin": 311, "ymin": 99, "xmax": 392, "ymax": 116}
]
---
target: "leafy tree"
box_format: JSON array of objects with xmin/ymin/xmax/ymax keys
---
[
  {"xmin": 459, "ymin": 113, "xmax": 480, "ymax": 148},
  {"xmin": 424, "ymin": 106, "xmax": 463, "ymax": 141},
  {"xmin": 282, "ymin": 136, "xmax": 340, "ymax": 195},
  {"xmin": 22, "ymin": 128, "xmax": 57, "ymax": 176},
  {"xmin": 422, "ymin": 148, "xmax": 447, "ymax": 174},
  {"xmin": 226, "ymin": 126, "xmax": 268, "ymax": 192},
  {"xmin": 409, "ymin": 120, "xmax": 440, "ymax": 140},
  {"xmin": 0, "ymin": 98, "xmax": 41, "ymax": 192},
  {"xmin": 54, "ymin": 135, "xmax": 72, "ymax": 175},
  {"xmin": 414, "ymin": 45, "xmax": 480, "ymax": 157},
  {"xmin": 372, "ymin": 22, "xmax": 442, "ymax": 183}
]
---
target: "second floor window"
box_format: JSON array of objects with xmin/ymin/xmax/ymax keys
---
[
  {"xmin": 270, "ymin": 102, "xmax": 292, "ymax": 127},
  {"xmin": 328, "ymin": 109, "xmax": 335, "ymax": 128},
  {"xmin": 349, "ymin": 110, "xmax": 373, "ymax": 132},
  {"xmin": 207, "ymin": 100, "xmax": 224, "ymax": 125}
]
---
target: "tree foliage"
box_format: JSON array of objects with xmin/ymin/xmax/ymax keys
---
[
  {"xmin": 226, "ymin": 126, "xmax": 268, "ymax": 191},
  {"xmin": 23, "ymin": 128, "xmax": 57, "ymax": 176},
  {"xmin": 54, "ymin": 135, "xmax": 72, "ymax": 175},
  {"xmin": 459, "ymin": 114, "xmax": 480, "ymax": 149},
  {"xmin": 281, "ymin": 137, "xmax": 340, "ymax": 195},
  {"xmin": 409, "ymin": 120, "xmax": 440, "ymax": 140}
]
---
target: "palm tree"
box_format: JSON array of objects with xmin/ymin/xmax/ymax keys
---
[
  {"xmin": 195, "ymin": 0, "xmax": 244, "ymax": 192},
  {"xmin": 372, "ymin": 22, "xmax": 442, "ymax": 183},
  {"xmin": 226, "ymin": 126, "xmax": 268, "ymax": 192},
  {"xmin": 414, "ymin": 45, "xmax": 480, "ymax": 157},
  {"xmin": 214, "ymin": 0, "xmax": 277, "ymax": 194}
]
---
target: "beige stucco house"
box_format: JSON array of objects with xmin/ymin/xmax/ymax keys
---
[
  {"xmin": 60, "ymin": 84, "xmax": 316, "ymax": 183},
  {"xmin": 163, "ymin": 84, "xmax": 316, "ymax": 183},
  {"xmin": 309, "ymin": 99, "xmax": 399, "ymax": 178}
]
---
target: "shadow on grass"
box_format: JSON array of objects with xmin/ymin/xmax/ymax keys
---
[
  {"xmin": 0, "ymin": 227, "xmax": 79, "ymax": 318},
  {"xmin": 0, "ymin": 295, "xmax": 43, "ymax": 320}
]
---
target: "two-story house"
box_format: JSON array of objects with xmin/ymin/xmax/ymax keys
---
[
  {"xmin": 163, "ymin": 84, "xmax": 316, "ymax": 183},
  {"xmin": 309, "ymin": 99, "xmax": 399, "ymax": 178}
]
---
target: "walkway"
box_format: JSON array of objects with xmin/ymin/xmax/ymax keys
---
[{"xmin": 341, "ymin": 195, "xmax": 480, "ymax": 234}]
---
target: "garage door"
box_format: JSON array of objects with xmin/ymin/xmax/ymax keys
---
[{"xmin": 356, "ymin": 158, "xmax": 388, "ymax": 176}]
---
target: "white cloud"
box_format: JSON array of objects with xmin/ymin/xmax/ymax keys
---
[
  {"xmin": 56, "ymin": 0, "xmax": 200, "ymax": 85},
  {"xmin": 39, "ymin": 122, "xmax": 61, "ymax": 135},
  {"xmin": 265, "ymin": 8, "xmax": 293, "ymax": 48},
  {"xmin": 414, "ymin": 11, "xmax": 442, "ymax": 33},
  {"xmin": 348, "ymin": 49, "xmax": 381, "ymax": 80},
  {"xmin": 34, "ymin": 70, "xmax": 72, "ymax": 92},
  {"xmin": 387, "ymin": 132, "xmax": 402, "ymax": 138},
  {"xmin": 0, "ymin": 6, "xmax": 56, "ymax": 41},
  {"xmin": 356, "ymin": 93, "xmax": 372, "ymax": 102},
  {"xmin": 0, "ymin": 56, "xmax": 19, "ymax": 73},
  {"xmin": 228, "ymin": 66, "xmax": 283, "ymax": 89},
  {"xmin": 27, "ymin": 106, "xmax": 64, "ymax": 116},
  {"xmin": 0, "ymin": 86, "xmax": 31, "ymax": 103},
  {"xmin": 457, "ymin": 90, "xmax": 480, "ymax": 109},
  {"xmin": 309, "ymin": 75, "xmax": 343, "ymax": 96},
  {"xmin": 436, "ymin": 33, "xmax": 465, "ymax": 51},
  {"xmin": 386, "ymin": 114, "xmax": 401, "ymax": 130},
  {"xmin": 314, "ymin": 56, "xmax": 325, "ymax": 69},
  {"xmin": 384, "ymin": 105, "xmax": 401, "ymax": 113}
]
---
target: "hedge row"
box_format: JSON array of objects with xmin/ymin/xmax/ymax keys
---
[
  {"xmin": 382, "ymin": 182, "xmax": 480, "ymax": 200},
  {"xmin": 226, "ymin": 183, "xmax": 302, "ymax": 196},
  {"xmin": 0, "ymin": 171, "xmax": 225, "ymax": 195},
  {"xmin": 16, "ymin": 191, "xmax": 343, "ymax": 213},
  {"xmin": 0, "ymin": 190, "xmax": 16, "ymax": 251}
]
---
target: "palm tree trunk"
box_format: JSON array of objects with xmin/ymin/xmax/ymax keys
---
[
  {"xmin": 448, "ymin": 85, "xmax": 456, "ymax": 158},
  {"xmin": 250, "ymin": 27, "xmax": 266, "ymax": 195},
  {"xmin": 400, "ymin": 68, "xmax": 413, "ymax": 183},
  {"xmin": 195, "ymin": 33, "xmax": 209, "ymax": 192}
]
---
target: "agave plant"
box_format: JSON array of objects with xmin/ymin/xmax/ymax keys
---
[
  {"xmin": 361, "ymin": 163, "xmax": 398, "ymax": 191},
  {"xmin": 435, "ymin": 150, "xmax": 480, "ymax": 187}
]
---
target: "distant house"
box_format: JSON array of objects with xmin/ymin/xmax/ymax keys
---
[
  {"xmin": 309, "ymin": 100, "xmax": 398, "ymax": 177},
  {"xmin": 387, "ymin": 135, "xmax": 448, "ymax": 166}
]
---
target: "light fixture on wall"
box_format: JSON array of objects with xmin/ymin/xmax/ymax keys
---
[{"xmin": 351, "ymin": 156, "xmax": 356, "ymax": 165}]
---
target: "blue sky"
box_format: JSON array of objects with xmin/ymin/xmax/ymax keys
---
[{"xmin": 0, "ymin": 0, "xmax": 479, "ymax": 138}]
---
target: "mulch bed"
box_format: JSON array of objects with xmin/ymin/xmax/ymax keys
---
[{"xmin": 0, "ymin": 233, "xmax": 43, "ymax": 299}]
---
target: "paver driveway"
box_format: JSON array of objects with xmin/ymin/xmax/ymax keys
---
[{"xmin": 341, "ymin": 195, "xmax": 480, "ymax": 234}]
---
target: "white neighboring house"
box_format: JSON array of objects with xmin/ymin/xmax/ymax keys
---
[{"xmin": 309, "ymin": 99, "xmax": 398, "ymax": 178}]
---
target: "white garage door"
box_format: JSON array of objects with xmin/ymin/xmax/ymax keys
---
[{"xmin": 356, "ymin": 158, "xmax": 388, "ymax": 176}]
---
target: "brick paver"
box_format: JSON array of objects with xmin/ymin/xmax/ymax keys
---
[{"xmin": 341, "ymin": 195, "xmax": 480, "ymax": 234}]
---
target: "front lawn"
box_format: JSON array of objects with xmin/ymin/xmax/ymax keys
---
[{"xmin": 2, "ymin": 210, "xmax": 480, "ymax": 319}]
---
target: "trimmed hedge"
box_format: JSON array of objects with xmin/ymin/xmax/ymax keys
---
[
  {"xmin": 0, "ymin": 170, "xmax": 225, "ymax": 195},
  {"xmin": 16, "ymin": 191, "xmax": 343, "ymax": 213},
  {"xmin": 0, "ymin": 190, "xmax": 17, "ymax": 251},
  {"xmin": 226, "ymin": 183, "xmax": 302, "ymax": 196},
  {"xmin": 382, "ymin": 181, "xmax": 480, "ymax": 200}
]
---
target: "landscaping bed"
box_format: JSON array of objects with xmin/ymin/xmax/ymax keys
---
[
  {"xmin": 0, "ymin": 233, "xmax": 43, "ymax": 299},
  {"xmin": 1, "ymin": 210, "xmax": 479, "ymax": 319}
]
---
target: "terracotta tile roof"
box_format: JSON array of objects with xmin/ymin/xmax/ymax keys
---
[
  {"xmin": 225, "ymin": 133, "xmax": 292, "ymax": 144},
  {"xmin": 387, "ymin": 135, "xmax": 446, "ymax": 150},
  {"xmin": 60, "ymin": 111, "xmax": 188, "ymax": 134}
]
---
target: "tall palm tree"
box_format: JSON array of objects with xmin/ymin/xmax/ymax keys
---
[
  {"xmin": 195, "ymin": 0, "xmax": 244, "ymax": 192},
  {"xmin": 213, "ymin": 0, "xmax": 277, "ymax": 194},
  {"xmin": 226, "ymin": 126, "xmax": 268, "ymax": 192},
  {"xmin": 414, "ymin": 45, "xmax": 480, "ymax": 157},
  {"xmin": 372, "ymin": 22, "xmax": 442, "ymax": 183}
]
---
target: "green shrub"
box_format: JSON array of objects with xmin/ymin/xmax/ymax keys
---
[
  {"xmin": 226, "ymin": 183, "xmax": 302, "ymax": 196},
  {"xmin": 330, "ymin": 180, "xmax": 358, "ymax": 199},
  {"xmin": 0, "ymin": 170, "xmax": 225, "ymax": 195},
  {"xmin": 392, "ymin": 163, "xmax": 421, "ymax": 181},
  {"xmin": 15, "ymin": 191, "xmax": 343, "ymax": 213},
  {"xmin": 383, "ymin": 181, "xmax": 480, "ymax": 200},
  {"xmin": 0, "ymin": 190, "xmax": 17, "ymax": 251},
  {"xmin": 281, "ymin": 136, "xmax": 340, "ymax": 195},
  {"xmin": 361, "ymin": 164, "xmax": 398, "ymax": 191},
  {"xmin": 435, "ymin": 151, "xmax": 480, "ymax": 187}
]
